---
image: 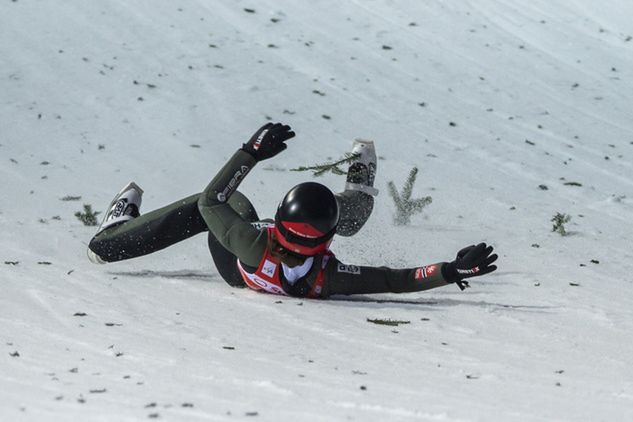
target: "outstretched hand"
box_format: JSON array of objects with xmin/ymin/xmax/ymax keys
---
[
  {"xmin": 242, "ymin": 122, "xmax": 295, "ymax": 161},
  {"xmin": 442, "ymin": 243, "xmax": 498, "ymax": 290}
]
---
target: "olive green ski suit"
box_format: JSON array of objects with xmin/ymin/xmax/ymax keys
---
[{"xmin": 89, "ymin": 149, "xmax": 451, "ymax": 298}]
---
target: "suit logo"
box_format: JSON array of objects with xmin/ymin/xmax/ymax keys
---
[
  {"xmin": 262, "ymin": 260, "xmax": 277, "ymax": 278},
  {"xmin": 254, "ymin": 130, "xmax": 268, "ymax": 150},
  {"xmin": 415, "ymin": 265, "xmax": 437, "ymax": 280},
  {"xmin": 337, "ymin": 263, "xmax": 360, "ymax": 274}
]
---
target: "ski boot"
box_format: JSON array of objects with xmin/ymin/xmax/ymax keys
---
[
  {"xmin": 345, "ymin": 139, "xmax": 379, "ymax": 197},
  {"xmin": 87, "ymin": 181, "xmax": 143, "ymax": 264},
  {"xmin": 335, "ymin": 139, "xmax": 378, "ymax": 237}
]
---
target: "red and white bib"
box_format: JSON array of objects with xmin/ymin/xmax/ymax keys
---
[{"xmin": 237, "ymin": 227, "xmax": 332, "ymax": 298}]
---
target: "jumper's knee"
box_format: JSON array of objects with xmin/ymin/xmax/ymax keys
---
[{"xmin": 207, "ymin": 232, "xmax": 247, "ymax": 288}]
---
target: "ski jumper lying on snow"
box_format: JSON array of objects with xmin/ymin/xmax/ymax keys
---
[{"xmin": 87, "ymin": 123, "xmax": 498, "ymax": 298}]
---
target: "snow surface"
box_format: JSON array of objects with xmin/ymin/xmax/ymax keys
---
[{"xmin": 2, "ymin": 0, "xmax": 633, "ymax": 420}]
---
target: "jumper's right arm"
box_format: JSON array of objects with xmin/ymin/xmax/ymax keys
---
[
  {"xmin": 198, "ymin": 149, "xmax": 263, "ymax": 267},
  {"xmin": 197, "ymin": 123, "xmax": 295, "ymax": 267}
]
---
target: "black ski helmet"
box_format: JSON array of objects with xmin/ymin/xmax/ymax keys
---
[{"xmin": 274, "ymin": 182, "xmax": 340, "ymax": 255}]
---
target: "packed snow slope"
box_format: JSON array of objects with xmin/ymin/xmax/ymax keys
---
[{"xmin": 2, "ymin": 0, "xmax": 633, "ymax": 420}]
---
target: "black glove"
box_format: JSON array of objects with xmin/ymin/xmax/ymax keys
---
[
  {"xmin": 442, "ymin": 243, "xmax": 498, "ymax": 290},
  {"xmin": 242, "ymin": 122, "xmax": 295, "ymax": 161}
]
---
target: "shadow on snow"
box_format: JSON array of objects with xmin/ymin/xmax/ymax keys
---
[
  {"xmin": 328, "ymin": 295, "xmax": 555, "ymax": 313},
  {"xmin": 108, "ymin": 269, "xmax": 215, "ymax": 281}
]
